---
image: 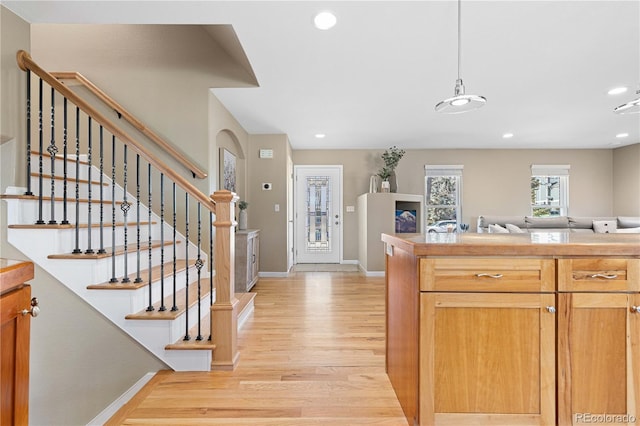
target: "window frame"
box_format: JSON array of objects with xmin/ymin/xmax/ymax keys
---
[
  {"xmin": 424, "ymin": 165, "xmax": 464, "ymax": 230},
  {"xmin": 530, "ymin": 164, "xmax": 570, "ymax": 217}
]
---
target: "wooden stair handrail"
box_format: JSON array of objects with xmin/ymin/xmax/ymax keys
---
[
  {"xmin": 17, "ymin": 50, "xmax": 215, "ymax": 214},
  {"xmin": 50, "ymin": 71, "xmax": 207, "ymax": 180}
]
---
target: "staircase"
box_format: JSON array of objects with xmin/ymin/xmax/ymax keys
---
[{"xmin": 2, "ymin": 50, "xmax": 252, "ymax": 372}]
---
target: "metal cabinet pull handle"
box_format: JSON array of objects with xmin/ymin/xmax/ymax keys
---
[
  {"xmin": 631, "ymin": 306, "xmax": 640, "ymax": 314},
  {"xmin": 546, "ymin": 306, "xmax": 557, "ymax": 314},
  {"xmin": 21, "ymin": 297, "xmax": 40, "ymax": 318},
  {"xmin": 475, "ymin": 273, "xmax": 503, "ymax": 279},
  {"xmin": 589, "ymin": 273, "xmax": 618, "ymax": 279}
]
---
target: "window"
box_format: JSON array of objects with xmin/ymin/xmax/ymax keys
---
[
  {"xmin": 531, "ymin": 164, "xmax": 569, "ymax": 217},
  {"xmin": 425, "ymin": 165, "xmax": 463, "ymax": 232}
]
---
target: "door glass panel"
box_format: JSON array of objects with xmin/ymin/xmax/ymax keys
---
[{"xmin": 305, "ymin": 176, "xmax": 331, "ymax": 253}]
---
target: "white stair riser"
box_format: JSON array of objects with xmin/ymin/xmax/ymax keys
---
[
  {"xmin": 6, "ymin": 198, "xmax": 133, "ymax": 225},
  {"xmin": 30, "ymin": 176, "xmax": 122, "ymax": 202},
  {"xmin": 126, "ymin": 291, "xmax": 214, "ymax": 344},
  {"xmin": 88, "ymin": 267, "xmax": 204, "ymax": 317},
  {"xmin": 30, "ymin": 154, "xmax": 91, "ymax": 180}
]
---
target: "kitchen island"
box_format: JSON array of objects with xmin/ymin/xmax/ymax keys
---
[{"xmin": 382, "ymin": 232, "xmax": 640, "ymax": 426}]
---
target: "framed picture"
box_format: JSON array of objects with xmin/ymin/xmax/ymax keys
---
[
  {"xmin": 220, "ymin": 148, "xmax": 236, "ymax": 192},
  {"xmin": 395, "ymin": 209, "xmax": 417, "ymax": 233}
]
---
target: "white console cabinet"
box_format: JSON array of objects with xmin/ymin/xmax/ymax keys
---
[{"xmin": 235, "ymin": 229, "xmax": 259, "ymax": 293}]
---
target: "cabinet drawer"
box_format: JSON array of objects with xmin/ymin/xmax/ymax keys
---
[
  {"xmin": 420, "ymin": 258, "xmax": 555, "ymax": 292},
  {"xmin": 558, "ymin": 258, "xmax": 640, "ymax": 292}
]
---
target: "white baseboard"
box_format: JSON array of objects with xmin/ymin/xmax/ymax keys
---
[
  {"xmin": 258, "ymin": 271, "xmax": 289, "ymax": 278},
  {"xmin": 341, "ymin": 259, "xmax": 358, "ymax": 265},
  {"xmin": 87, "ymin": 372, "xmax": 156, "ymax": 426},
  {"xmin": 357, "ymin": 264, "xmax": 385, "ymax": 277}
]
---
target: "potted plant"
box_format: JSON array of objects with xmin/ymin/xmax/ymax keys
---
[
  {"xmin": 377, "ymin": 146, "xmax": 405, "ymax": 192},
  {"xmin": 238, "ymin": 200, "xmax": 248, "ymax": 230}
]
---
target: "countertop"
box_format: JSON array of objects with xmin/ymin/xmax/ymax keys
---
[
  {"xmin": 0, "ymin": 259, "xmax": 34, "ymax": 295},
  {"xmin": 381, "ymin": 232, "xmax": 640, "ymax": 257}
]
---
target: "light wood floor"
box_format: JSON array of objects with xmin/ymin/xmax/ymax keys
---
[{"xmin": 108, "ymin": 271, "xmax": 409, "ymax": 425}]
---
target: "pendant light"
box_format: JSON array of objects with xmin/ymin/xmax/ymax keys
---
[
  {"xmin": 435, "ymin": 0, "xmax": 486, "ymax": 113},
  {"xmin": 614, "ymin": 88, "xmax": 640, "ymax": 114}
]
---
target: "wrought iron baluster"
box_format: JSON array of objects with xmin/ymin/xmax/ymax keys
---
[
  {"xmin": 72, "ymin": 107, "xmax": 82, "ymax": 254},
  {"xmin": 97, "ymin": 126, "xmax": 106, "ymax": 254},
  {"xmin": 36, "ymin": 78, "xmax": 44, "ymax": 225},
  {"xmin": 159, "ymin": 173, "xmax": 166, "ymax": 311},
  {"xmin": 183, "ymin": 194, "xmax": 190, "ymax": 341},
  {"xmin": 134, "ymin": 155, "xmax": 142, "ymax": 283},
  {"xmin": 109, "ymin": 136, "xmax": 118, "ymax": 283},
  {"xmin": 25, "ymin": 70, "xmax": 33, "ymax": 196},
  {"xmin": 209, "ymin": 210, "xmax": 213, "ymax": 341},
  {"xmin": 171, "ymin": 182, "xmax": 178, "ymax": 312},
  {"xmin": 196, "ymin": 203, "xmax": 203, "ymax": 341},
  {"xmin": 47, "ymin": 87, "xmax": 57, "ymax": 224},
  {"xmin": 146, "ymin": 163, "xmax": 154, "ymax": 312},
  {"xmin": 85, "ymin": 117, "xmax": 94, "ymax": 254},
  {"xmin": 121, "ymin": 145, "xmax": 131, "ymax": 283},
  {"xmin": 61, "ymin": 98, "xmax": 69, "ymax": 224}
]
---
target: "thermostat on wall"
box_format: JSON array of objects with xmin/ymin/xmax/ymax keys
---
[{"xmin": 259, "ymin": 149, "xmax": 274, "ymax": 159}]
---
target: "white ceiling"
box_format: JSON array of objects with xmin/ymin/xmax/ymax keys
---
[{"xmin": 4, "ymin": 1, "xmax": 640, "ymax": 150}]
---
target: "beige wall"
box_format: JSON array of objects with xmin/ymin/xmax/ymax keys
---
[
  {"xmin": 1, "ymin": 6, "xmax": 29, "ymax": 189},
  {"xmin": 0, "ymin": 9, "xmax": 167, "ymax": 426},
  {"xmin": 30, "ymin": 24, "xmax": 255, "ymax": 196},
  {"xmin": 613, "ymin": 143, "xmax": 640, "ymax": 216},
  {"xmin": 247, "ymin": 134, "xmax": 291, "ymax": 273},
  {"xmin": 295, "ymin": 148, "xmax": 617, "ymax": 263}
]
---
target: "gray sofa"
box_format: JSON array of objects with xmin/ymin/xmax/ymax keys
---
[{"xmin": 477, "ymin": 215, "xmax": 640, "ymax": 233}]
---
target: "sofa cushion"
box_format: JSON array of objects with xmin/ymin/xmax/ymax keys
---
[
  {"xmin": 593, "ymin": 220, "xmax": 617, "ymax": 233},
  {"xmin": 569, "ymin": 216, "xmax": 616, "ymax": 229},
  {"xmin": 618, "ymin": 217, "xmax": 640, "ymax": 228},
  {"xmin": 617, "ymin": 227, "xmax": 640, "ymax": 233},
  {"xmin": 506, "ymin": 223, "xmax": 526, "ymax": 233},
  {"xmin": 488, "ymin": 224, "xmax": 509, "ymax": 233},
  {"xmin": 525, "ymin": 216, "xmax": 569, "ymax": 229},
  {"xmin": 478, "ymin": 216, "xmax": 526, "ymax": 229}
]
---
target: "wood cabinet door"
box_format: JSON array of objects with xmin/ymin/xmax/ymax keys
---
[
  {"xmin": 557, "ymin": 292, "xmax": 640, "ymax": 426},
  {"xmin": 0, "ymin": 284, "xmax": 32, "ymax": 426},
  {"xmin": 420, "ymin": 292, "xmax": 556, "ymax": 425}
]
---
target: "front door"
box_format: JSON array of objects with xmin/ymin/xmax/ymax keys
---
[{"xmin": 294, "ymin": 166, "xmax": 342, "ymax": 264}]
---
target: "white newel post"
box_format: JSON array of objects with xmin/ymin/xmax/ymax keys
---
[{"xmin": 211, "ymin": 190, "xmax": 240, "ymax": 370}]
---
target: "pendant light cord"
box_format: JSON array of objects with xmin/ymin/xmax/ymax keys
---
[{"xmin": 457, "ymin": 0, "xmax": 462, "ymax": 81}]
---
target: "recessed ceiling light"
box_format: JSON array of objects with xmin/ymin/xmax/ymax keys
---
[
  {"xmin": 616, "ymin": 133, "xmax": 629, "ymax": 138},
  {"xmin": 608, "ymin": 87, "xmax": 628, "ymax": 95},
  {"xmin": 315, "ymin": 133, "xmax": 326, "ymax": 139},
  {"xmin": 502, "ymin": 133, "xmax": 514, "ymax": 139},
  {"xmin": 314, "ymin": 12, "xmax": 336, "ymax": 30}
]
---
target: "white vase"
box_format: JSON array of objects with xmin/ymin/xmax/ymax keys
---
[
  {"xmin": 239, "ymin": 209, "xmax": 247, "ymax": 230},
  {"xmin": 381, "ymin": 180, "xmax": 390, "ymax": 193}
]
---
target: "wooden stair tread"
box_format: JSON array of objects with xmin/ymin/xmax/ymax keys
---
[
  {"xmin": 87, "ymin": 259, "xmax": 195, "ymax": 289},
  {"xmin": 165, "ymin": 313, "xmax": 215, "ymax": 351},
  {"xmin": 48, "ymin": 240, "xmax": 178, "ymax": 259},
  {"xmin": 9, "ymin": 221, "xmax": 156, "ymax": 230},
  {"xmin": 0, "ymin": 194, "xmax": 123, "ymax": 204},
  {"xmin": 164, "ymin": 292, "xmax": 256, "ymax": 351},
  {"xmin": 30, "ymin": 150, "xmax": 90, "ymax": 165},
  {"xmin": 31, "ymin": 172, "xmax": 108, "ymax": 186},
  {"xmin": 125, "ymin": 277, "xmax": 213, "ymax": 320},
  {"xmin": 236, "ymin": 291, "xmax": 257, "ymax": 315}
]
